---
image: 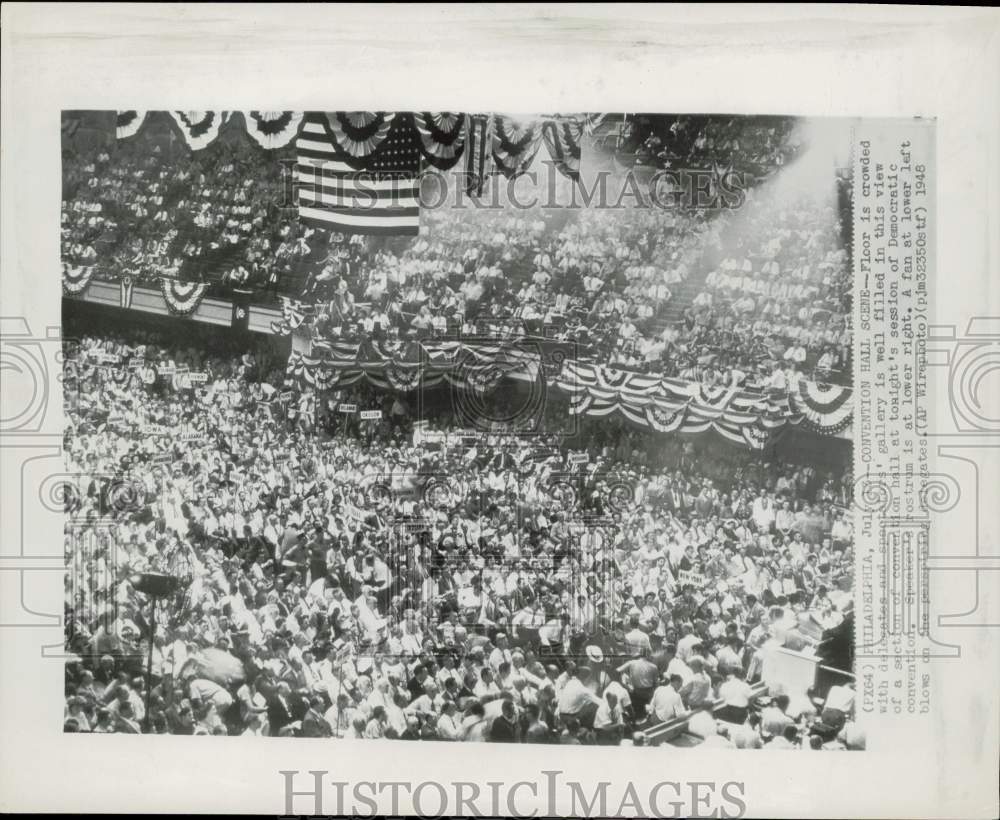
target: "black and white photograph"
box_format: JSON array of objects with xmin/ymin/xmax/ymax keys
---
[
  {"xmin": 60, "ymin": 110, "xmax": 858, "ymax": 749},
  {"xmin": 3, "ymin": 6, "xmax": 998, "ymax": 818}
]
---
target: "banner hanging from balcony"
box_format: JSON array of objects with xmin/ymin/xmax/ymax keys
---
[
  {"xmin": 556, "ymin": 361, "xmax": 853, "ymax": 439},
  {"xmin": 160, "ymin": 278, "xmax": 209, "ymax": 316},
  {"xmin": 282, "ymin": 347, "xmax": 852, "ymax": 445},
  {"xmin": 62, "ymin": 264, "xmax": 95, "ymax": 295},
  {"xmin": 284, "ymin": 340, "xmax": 544, "ymax": 395},
  {"xmin": 789, "ymin": 377, "xmax": 855, "ymax": 435}
]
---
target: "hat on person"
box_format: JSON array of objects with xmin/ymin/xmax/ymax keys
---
[{"xmin": 585, "ymin": 645, "xmax": 604, "ymax": 664}]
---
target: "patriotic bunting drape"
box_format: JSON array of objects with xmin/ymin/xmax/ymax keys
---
[
  {"xmin": 283, "ymin": 346, "xmax": 853, "ymax": 447},
  {"xmin": 582, "ymin": 113, "xmax": 608, "ymax": 135},
  {"xmin": 411, "ymin": 112, "xmax": 468, "ymax": 170},
  {"xmin": 107, "ymin": 110, "xmax": 592, "ymax": 186},
  {"xmin": 167, "ymin": 111, "xmax": 227, "ymax": 151},
  {"xmin": 269, "ymin": 296, "xmax": 308, "ymax": 336},
  {"xmin": 541, "ymin": 118, "xmax": 583, "ymax": 180},
  {"xmin": 491, "ymin": 115, "xmax": 545, "ymax": 178},
  {"xmin": 240, "ymin": 111, "xmax": 303, "ymax": 149},
  {"xmin": 321, "ymin": 112, "xmax": 397, "ymax": 166},
  {"xmin": 306, "ymin": 112, "xmax": 469, "ymax": 170},
  {"xmin": 489, "ymin": 114, "xmax": 585, "ymax": 180},
  {"xmin": 119, "ymin": 277, "xmax": 135, "ymax": 309},
  {"xmin": 115, "ymin": 110, "xmax": 147, "ymax": 140},
  {"xmin": 789, "ymin": 378, "xmax": 855, "ymax": 434},
  {"xmin": 160, "ymin": 279, "xmax": 209, "ymax": 316},
  {"xmin": 555, "ymin": 361, "xmax": 852, "ymax": 443},
  {"xmin": 62, "ymin": 265, "xmax": 95, "ymax": 295},
  {"xmin": 284, "ymin": 338, "xmax": 544, "ymax": 394},
  {"xmin": 464, "ymin": 114, "xmax": 495, "ymax": 196}
]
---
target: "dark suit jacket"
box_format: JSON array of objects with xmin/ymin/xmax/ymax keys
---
[
  {"xmin": 300, "ymin": 708, "xmax": 332, "ymax": 738},
  {"xmin": 266, "ymin": 694, "xmax": 295, "ymax": 735},
  {"xmin": 490, "ymin": 715, "xmax": 518, "ymax": 742}
]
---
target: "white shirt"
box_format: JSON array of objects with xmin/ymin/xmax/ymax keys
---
[
  {"xmin": 650, "ymin": 685, "xmax": 685, "ymax": 722},
  {"xmin": 624, "ymin": 628, "xmax": 651, "ymax": 657},
  {"xmin": 825, "ymin": 685, "xmax": 855, "ymax": 713},
  {"xmin": 557, "ymin": 678, "xmax": 600, "ymax": 715},
  {"xmin": 593, "ymin": 698, "xmax": 623, "ymax": 730},
  {"xmin": 666, "ymin": 657, "xmax": 693, "ymax": 686},
  {"xmin": 719, "ymin": 678, "xmax": 754, "ymax": 708}
]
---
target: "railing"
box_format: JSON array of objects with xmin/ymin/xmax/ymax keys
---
[{"xmin": 644, "ymin": 680, "xmax": 769, "ymax": 746}]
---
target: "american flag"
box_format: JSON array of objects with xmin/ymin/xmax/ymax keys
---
[{"xmin": 295, "ymin": 112, "xmax": 422, "ymax": 236}]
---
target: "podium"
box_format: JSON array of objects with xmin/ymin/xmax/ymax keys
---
[{"xmin": 761, "ymin": 643, "xmax": 820, "ymax": 696}]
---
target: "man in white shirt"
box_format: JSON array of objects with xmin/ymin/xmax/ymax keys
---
[
  {"xmin": 557, "ymin": 667, "xmax": 602, "ymax": 728},
  {"xmin": 487, "ymin": 633, "xmax": 513, "ymax": 675},
  {"xmin": 819, "ymin": 683, "xmax": 855, "ymax": 731},
  {"xmin": 592, "ymin": 691, "xmax": 625, "ymax": 745},
  {"xmin": 717, "ymin": 670, "xmax": 755, "ymax": 725},
  {"xmin": 436, "ymin": 701, "xmax": 461, "ymax": 741},
  {"xmin": 680, "ymin": 657, "xmax": 713, "ymax": 709},
  {"xmin": 752, "ymin": 491, "xmax": 776, "ymax": 533},
  {"xmin": 650, "ymin": 674, "xmax": 686, "ymax": 723},
  {"xmin": 624, "ymin": 615, "xmax": 652, "ymax": 657}
]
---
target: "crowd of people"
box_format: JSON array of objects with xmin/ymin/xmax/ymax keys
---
[
  {"xmin": 303, "ymin": 204, "xmax": 716, "ymax": 354},
  {"xmin": 61, "ymin": 136, "xmax": 324, "ymax": 296},
  {"xmin": 629, "ymin": 180, "xmax": 854, "ymax": 386},
  {"xmin": 62, "ymin": 325, "xmax": 857, "ymax": 748},
  {"xmin": 62, "ymin": 115, "xmax": 853, "ymax": 387},
  {"xmin": 299, "ymin": 177, "xmax": 852, "ymax": 387},
  {"xmin": 625, "ymin": 116, "xmax": 804, "ymax": 178}
]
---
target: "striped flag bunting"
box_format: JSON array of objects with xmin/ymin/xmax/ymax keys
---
[
  {"xmin": 491, "ymin": 115, "xmax": 544, "ymax": 178},
  {"xmin": 295, "ymin": 112, "xmax": 422, "ymax": 236},
  {"xmin": 789, "ymin": 378, "xmax": 854, "ymax": 434},
  {"xmin": 103, "ymin": 110, "xmax": 600, "ymax": 186},
  {"xmin": 411, "ymin": 112, "xmax": 467, "ymax": 170},
  {"xmin": 280, "ymin": 339, "xmax": 851, "ymax": 446},
  {"xmin": 120, "ymin": 276, "xmax": 135, "ymax": 309},
  {"xmin": 167, "ymin": 111, "xmax": 227, "ymax": 151},
  {"xmin": 269, "ymin": 296, "xmax": 308, "ymax": 336},
  {"xmin": 116, "ymin": 111, "xmax": 147, "ymax": 140},
  {"xmin": 319, "ymin": 112, "xmax": 396, "ymax": 164},
  {"xmin": 554, "ymin": 360, "xmax": 853, "ymax": 443},
  {"xmin": 541, "ymin": 118, "xmax": 583, "ymax": 181},
  {"xmin": 464, "ymin": 114, "xmax": 495, "ymax": 196},
  {"xmin": 160, "ymin": 278, "xmax": 208, "ymax": 316},
  {"xmin": 582, "ymin": 113, "xmax": 608, "ymax": 135},
  {"xmin": 241, "ymin": 111, "xmax": 303, "ymax": 149},
  {"xmin": 62, "ymin": 264, "xmax": 95, "ymax": 295}
]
